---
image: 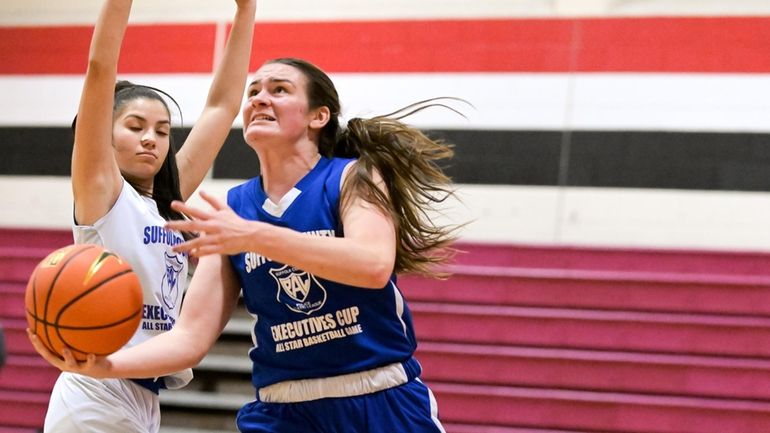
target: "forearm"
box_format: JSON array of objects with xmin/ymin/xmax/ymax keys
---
[
  {"xmin": 71, "ymin": 0, "xmax": 132, "ymax": 222},
  {"xmin": 205, "ymin": 0, "xmax": 256, "ymax": 113},
  {"xmin": 92, "ymin": 255, "xmax": 240, "ymax": 378},
  {"xmin": 249, "ymin": 222, "xmax": 395, "ymax": 288},
  {"xmin": 85, "ymin": 0, "xmax": 131, "ymax": 75},
  {"xmin": 176, "ymin": 0, "xmax": 256, "ymax": 199},
  {"xmin": 28, "ymin": 254, "xmax": 241, "ymax": 380},
  {"xmin": 168, "ymin": 188, "xmax": 398, "ymax": 288},
  {"xmin": 102, "ymin": 327, "xmax": 208, "ymax": 379}
]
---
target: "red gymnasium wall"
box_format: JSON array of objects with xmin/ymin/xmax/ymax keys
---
[
  {"xmin": 1, "ymin": 2, "xmax": 770, "ymax": 249},
  {"xmin": 2, "ymin": 18, "xmax": 770, "ymax": 74}
]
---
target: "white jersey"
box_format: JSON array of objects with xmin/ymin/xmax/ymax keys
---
[{"xmin": 72, "ymin": 179, "xmax": 192, "ymax": 389}]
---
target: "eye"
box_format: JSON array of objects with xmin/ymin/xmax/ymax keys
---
[
  {"xmin": 157, "ymin": 130, "xmax": 169, "ymax": 137},
  {"xmin": 247, "ymin": 87, "xmax": 260, "ymax": 97},
  {"xmin": 274, "ymin": 86, "xmax": 287, "ymax": 94}
]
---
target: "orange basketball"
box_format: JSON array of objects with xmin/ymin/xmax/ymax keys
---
[{"xmin": 25, "ymin": 244, "xmax": 143, "ymax": 362}]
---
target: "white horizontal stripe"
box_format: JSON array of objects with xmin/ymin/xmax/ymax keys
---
[
  {"xmin": 334, "ymin": 73, "xmax": 571, "ymax": 131},
  {"xmin": 258, "ymin": 362, "xmax": 408, "ymax": 403},
  {"xmin": 570, "ymin": 73, "xmax": 770, "ymax": 133},
  {"xmin": 3, "ymin": 0, "xmax": 770, "ymax": 25},
  {"xmin": 2, "ymin": 176, "xmax": 769, "ymax": 252},
  {"xmin": 0, "ymin": 74, "xmax": 209, "ymax": 128},
  {"xmin": 3, "ymin": 73, "xmax": 770, "ymax": 132}
]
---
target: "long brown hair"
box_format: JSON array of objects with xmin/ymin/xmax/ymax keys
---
[{"xmin": 266, "ymin": 58, "xmax": 465, "ymax": 277}]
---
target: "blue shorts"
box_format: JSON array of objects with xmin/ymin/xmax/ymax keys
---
[{"xmin": 236, "ymin": 378, "xmax": 445, "ymax": 433}]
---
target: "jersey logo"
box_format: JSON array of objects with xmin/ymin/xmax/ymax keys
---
[
  {"xmin": 83, "ymin": 250, "xmax": 121, "ymax": 287},
  {"xmin": 161, "ymin": 252, "xmax": 184, "ymax": 310},
  {"xmin": 270, "ymin": 265, "xmax": 327, "ymax": 315},
  {"xmin": 43, "ymin": 245, "xmax": 76, "ymax": 267}
]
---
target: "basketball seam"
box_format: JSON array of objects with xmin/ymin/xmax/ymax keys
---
[
  {"xmin": 38, "ymin": 245, "xmax": 97, "ymax": 357},
  {"xmin": 27, "ymin": 267, "xmax": 57, "ymax": 356},
  {"xmin": 54, "ymin": 269, "xmax": 140, "ymax": 355}
]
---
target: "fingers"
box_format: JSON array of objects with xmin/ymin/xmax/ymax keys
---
[
  {"xmin": 171, "ymin": 191, "xmax": 226, "ymax": 217},
  {"xmin": 192, "ymin": 244, "xmax": 222, "ymax": 257},
  {"xmin": 27, "ymin": 329, "xmax": 52, "ymax": 358},
  {"xmin": 61, "ymin": 348, "xmax": 80, "ymax": 369},
  {"xmin": 168, "ymin": 191, "xmax": 228, "ymax": 226},
  {"xmin": 165, "ymin": 191, "xmax": 239, "ymax": 256},
  {"xmin": 85, "ymin": 354, "xmax": 98, "ymax": 370},
  {"xmin": 166, "ymin": 191, "xmax": 233, "ymax": 235},
  {"xmin": 27, "ymin": 329, "xmax": 67, "ymax": 369},
  {"xmin": 28, "ymin": 329, "xmax": 106, "ymax": 375},
  {"xmin": 170, "ymin": 235, "xmax": 221, "ymax": 256},
  {"xmin": 171, "ymin": 200, "xmax": 210, "ymax": 221},
  {"xmin": 199, "ymin": 190, "xmax": 227, "ymax": 211},
  {"xmin": 170, "ymin": 237, "xmax": 202, "ymax": 255},
  {"xmin": 165, "ymin": 219, "xmax": 204, "ymax": 233}
]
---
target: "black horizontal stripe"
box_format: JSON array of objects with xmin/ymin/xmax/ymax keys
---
[{"xmin": 3, "ymin": 127, "xmax": 770, "ymax": 191}]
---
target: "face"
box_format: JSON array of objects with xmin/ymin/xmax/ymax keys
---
[
  {"xmin": 242, "ymin": 63, "xmax": 320, "ymax": 148},
  {"xmin": 112, "ymin": 98, "xmax": 171, "ymax": 190}
]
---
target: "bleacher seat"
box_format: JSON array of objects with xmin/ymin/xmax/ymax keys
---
[{"xmin": 2, "ymin": 227, "xmax": 770, "ymax": 432}]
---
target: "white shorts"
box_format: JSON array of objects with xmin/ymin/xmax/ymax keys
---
[{"xmin": 44, "ymin": 372, "xmax": 160, "ymax": 433}]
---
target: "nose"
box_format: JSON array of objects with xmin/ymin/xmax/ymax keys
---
[
  {"xmin": 140, "ymin": 131, "xmax": 156, "ymax": 147},
  {"xmin": 249, "ymin": 89, "xmax": 270, "ymax": 107}
]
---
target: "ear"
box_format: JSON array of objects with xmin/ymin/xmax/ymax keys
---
[{"xmin": 309, "ymin": 106, "xmax": 331, "ymax": 130}]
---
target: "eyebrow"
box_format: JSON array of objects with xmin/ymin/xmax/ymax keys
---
[
  {"xmin": 125, "ymin": 114, "xmax": 170, "ymax": 125},
  {"xmin": 248, "ymin": 77, "xmax": 295, "ymax": 87}
]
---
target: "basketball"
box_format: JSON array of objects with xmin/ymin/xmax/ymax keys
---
[{"xmin": 25, "ymin": 244, "xmax": 143, "ymax": 361}]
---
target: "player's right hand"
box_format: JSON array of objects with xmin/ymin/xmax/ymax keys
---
[{"xmin": 27, "ymin": 328, "xmax": 104, "ymax": 375}]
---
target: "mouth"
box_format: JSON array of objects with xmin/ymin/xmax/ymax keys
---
[
  {"xmin": 250, "ymin": 113, "xmax": 276, "ymax": 122},
  {"xmin": 136, "ymin": 152, "xmax": 157, "ymax": 159}
]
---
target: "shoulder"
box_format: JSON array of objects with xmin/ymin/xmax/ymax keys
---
[
  {"xmin": 327, "ymin": 157, "xmax": 357, "ymax": 180},
  {"xmin": 227, "ymin": 176, "xmax": 260, "ymax": 206},
  {"xmin": 321, "ymin": 157, "xmax": 356, "ymax": 191},
  {"xmin": 229, "ymin": 176, "xmax": 259, "ymax": 195}
]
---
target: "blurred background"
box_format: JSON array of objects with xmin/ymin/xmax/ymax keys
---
[
  {"xmin": 2, "ymin": 0, "xmax": 770, "ymax": 250},
  {"xmin": 2, "ymin": 1, "xmax": 770, "ymax": 432}
]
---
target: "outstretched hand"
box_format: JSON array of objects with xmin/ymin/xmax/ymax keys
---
[
  {"xmin": 166, "ymin": 190, "xmax": 258, "ymax": 256},
  {"xmin": 27, "ymin": 329, "xmax": 111, "ymax": 378}
]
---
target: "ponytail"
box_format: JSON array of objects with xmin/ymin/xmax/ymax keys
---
[{"xmin": 335, "ymin": 98, "xmax": 468, "ymax": 277}]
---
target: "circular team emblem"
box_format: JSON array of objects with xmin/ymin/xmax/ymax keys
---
[{"xmin": 269, "ymin": 264, "xmax": 327, "ymax": 314}]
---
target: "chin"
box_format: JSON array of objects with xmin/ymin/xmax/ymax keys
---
[{"xmin": 244, "ymin": 129, "xmax": 274, "ymax": 145}]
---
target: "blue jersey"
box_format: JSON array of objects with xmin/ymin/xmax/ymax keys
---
[{"xmin": 228, "ymin": 157, "xmax": 420, "ymax": 389}]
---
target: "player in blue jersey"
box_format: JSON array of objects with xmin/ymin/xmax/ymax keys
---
[
  {"xmin": 27, "ymin": 0, "xmax": 256, "ymax": 432},
  {"xmin": 31, "ymin": 57, "xmax": 461, "ymax": 433}
]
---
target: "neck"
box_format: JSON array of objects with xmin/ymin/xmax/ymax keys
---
[
  {"xmin": 258, "ymin": 149, "xmax": 321, "ymax": 202},
  {"xmin": 124, "ymin": 174, "xmax": 154, "ymax": 196}
]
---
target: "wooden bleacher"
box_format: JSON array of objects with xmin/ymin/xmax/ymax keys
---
[{"xmin": 2, "ymin": 227, "xmax": 770, "ymax": 432}]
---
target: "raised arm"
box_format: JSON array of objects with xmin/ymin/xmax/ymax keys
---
[
  {"xmin": 29, "ymin": 253, "xmax": 241, "ymax": 378},
  {"xmin": 176, "ymin": 0, "xmax": 257, "ymax": 200},
  {"xmin": 71, "ymin": 0, "xmax": 132, "ymax": 225}
]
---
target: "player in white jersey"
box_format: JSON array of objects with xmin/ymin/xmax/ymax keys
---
[
  {"xmin": 28, "ymin": 0, "xmax": 257, "ymax": 432},
  {"xmin": 30, "ymin": 57, "xmax": 463, "ymax": 432}
]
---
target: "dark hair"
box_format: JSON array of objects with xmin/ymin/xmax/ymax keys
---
[
  {"xmin": 72, "ymin": 80, "xmax": 190, "ymax": 235},
  {"xmin": 266, "ymin": 58, "xmax": 464, "ymax": 277}
]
